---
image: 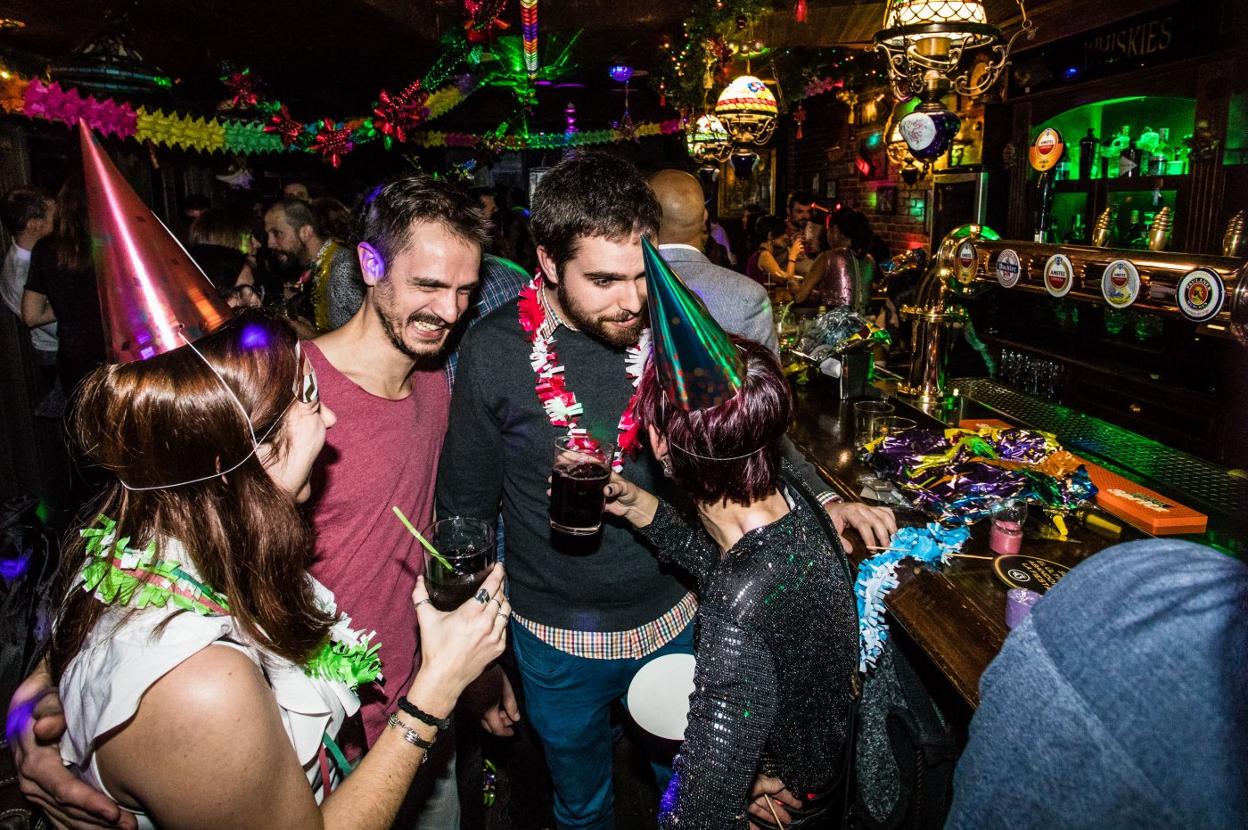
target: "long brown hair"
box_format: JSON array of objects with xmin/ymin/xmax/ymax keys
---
[
  {"xmin": 50, "ymin": 177, "xmax": 91, "ymax": 273},
  {"xmin": 47, "ymin": 312, "xmax": 334, "ymax": 680}
]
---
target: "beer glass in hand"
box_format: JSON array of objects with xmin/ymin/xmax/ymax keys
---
[
  {"xmin": 549, "ymin": 436, "xmax": 614, "ymax": 536},
  {"xmin": 423, "ymin": 517, "xmax": 496, "ymax": 611}
]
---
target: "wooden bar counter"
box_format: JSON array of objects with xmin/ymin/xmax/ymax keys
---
[{"xmin": 786, "ymin": 380, "xmax": 1146, "ymax": 708}]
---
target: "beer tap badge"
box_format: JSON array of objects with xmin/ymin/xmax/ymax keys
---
[
  {"xmin": 1101, "ymin": 259, "xmax": 1141, "ymax": 309},
  {"xmin": 1043, "ymin": 253, "xmax": 1075, "ymax": 298},
  {"xmin": 1029, "ymin": 128, "xmax": 1064, "ymax": 173},
  {"xmin": 955, "ymin": 240, "xmax": 978, "ymax": 285},
  {"xmin": 995, "ymin": 249, "xmax": 1022, "ymax": 288},
  {"xmin": 1177, "ymin": 268, "xmax": 1225, "ymax": 322}
]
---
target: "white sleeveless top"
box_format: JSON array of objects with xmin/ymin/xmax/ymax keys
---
[{"xmin": 58, "ymin": 543, "xmax": 361, "ymax": 828}]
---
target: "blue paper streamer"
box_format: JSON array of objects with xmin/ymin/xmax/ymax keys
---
[{"xmin": 854, "ymin": 522, "xmax": 971, "ymax": 673}]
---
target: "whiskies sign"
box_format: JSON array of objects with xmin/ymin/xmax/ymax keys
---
[{"xmin": 1007, "ymin": 1, "xmax": 1225, "ymax": 97}]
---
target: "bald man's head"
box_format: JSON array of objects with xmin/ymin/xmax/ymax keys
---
[{"xmin": 648, "ymin": 169, "xmax": 708, "ymax": 246}]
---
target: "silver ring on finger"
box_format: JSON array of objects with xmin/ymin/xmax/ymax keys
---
[
  {"xmin": 490, "ymin": 596, "xmax": 504, "ymax": 610},
  {"xmin": 474, "ymin": 588, "xmax": 491, "ymax": 605}
]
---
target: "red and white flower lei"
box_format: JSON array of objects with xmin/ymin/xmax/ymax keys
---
[{"xmin": 518, "ymin": 275, "xmax": 650, "ymax": 472}]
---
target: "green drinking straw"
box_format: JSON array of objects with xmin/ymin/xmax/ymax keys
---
[{"xmin": 391, "ymin": 506, "xmax": 453, "ymax": 571}]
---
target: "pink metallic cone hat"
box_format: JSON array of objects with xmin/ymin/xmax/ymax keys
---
[{"xmin": 79, "ymin": 120, "xmax": 230, "ymax": 363}]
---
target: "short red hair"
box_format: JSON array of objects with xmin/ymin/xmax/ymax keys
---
[{"xmin": 637, "ymin": 337, "xmax": 792, "ymax": 506}]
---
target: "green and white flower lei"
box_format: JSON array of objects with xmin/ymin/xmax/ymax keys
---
[{"xmin": 79, "ymin": 515, "xmax": 382, "ymax": 691}]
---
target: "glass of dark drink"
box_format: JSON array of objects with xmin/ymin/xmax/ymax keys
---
[
  {"xmin": 549, "ymin": 437, "xmax": 614, "ymax": 536},
  {"xmin": 422, "ymin": 517, "xmax": 496, "ymax": 612}
]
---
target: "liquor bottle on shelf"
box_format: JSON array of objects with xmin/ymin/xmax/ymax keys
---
[
  {"xmin": 1065, "ymin": 213, "xmax": 1087, "ymax": 243},
  {"xmin": 1107, "ymin": 125, "xmax": 1132, "ymax": 178},
  {"xmin": 1078, "ymin": 128, "xmax": 1099, "ymax": 180},
  {"xmin": 1119, "ymin": 139, "xmax": 1142, "ymax": 178}
]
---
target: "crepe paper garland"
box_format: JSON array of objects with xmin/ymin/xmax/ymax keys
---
[
  {"xmin": 136, "ymin": 108, "xmax": 224, "ymax": 152},
  {"xmin": 854, "ymin": 522, "xmax": 971, "ymax": 672},
  {"xmin": 8, "ymin": 66, "xmax": 665, "ymax": 160},
  {"xmin": 22, "ymin": 79, "xmax": 138, "ymax": 139},
  {"xmin": 409, "ymin": 117, "xmax": 683, "ymax": 150},
  {"xmin": 0, "ymin": 76, "xmax": 29, "ymax": 113},
  {"xmin": 223, "ymin": 120, "xmax": 288, "ymax": 155},
  {"xmin": 520, "ymin": 0, "xmax": 539, "ymax": 79}
]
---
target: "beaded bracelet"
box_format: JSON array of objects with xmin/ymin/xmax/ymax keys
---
[
  {"xmin": 387, "ymin": 712, "xmax": 436, "ymax": 752},
  {"xmin": 397, "ymin": 697, "xmax": 453, "ymax": 731}
]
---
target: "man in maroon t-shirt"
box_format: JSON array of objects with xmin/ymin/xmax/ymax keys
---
[{"xmin": 303, "ymin": 178, "xmax": 490, "ymax": 824}]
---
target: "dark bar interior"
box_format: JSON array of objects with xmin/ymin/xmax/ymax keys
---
[{"xmin": 0, "ymin": 1, "xmax": 1244, "ymax": 828}]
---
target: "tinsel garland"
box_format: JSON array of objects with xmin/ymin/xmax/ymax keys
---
[{"xmin": 854, "ymin": 523, "xmax": 971, "ymax": 672}]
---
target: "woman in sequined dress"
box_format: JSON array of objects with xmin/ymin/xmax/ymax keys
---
[{"xmin": 605, "ymin": 339, "xmax": 859, "ymax": 829}]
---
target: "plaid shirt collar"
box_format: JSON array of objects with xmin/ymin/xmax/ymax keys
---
[{"xmin": 536, "ymin": 281, "xmax": 576, "ymax": 341}]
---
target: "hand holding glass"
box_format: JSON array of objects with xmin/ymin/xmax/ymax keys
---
[
  {"xmin": 423, "ymin": 517, "xmax": 497, "ymax": 611},
  {"xmin": 550, "ymin": 437, "xmax": 614, "ymax": 535}
]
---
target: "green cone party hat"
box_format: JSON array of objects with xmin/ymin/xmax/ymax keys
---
[{"xmin": 642, "ymin": 237, "xmax": 745, "ymax": 410}]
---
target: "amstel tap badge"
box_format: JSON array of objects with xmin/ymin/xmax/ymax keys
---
[
  {"xmin": 1028, "ymin": 128, "xmax": 1064, "ymax": 173},
  {"xmin": 1043, "ymin": 253, "xmax": 1075, "ymax": 298},
  {"xmin": 955, "ymin": 240, "xmax": 978, "ymax": 285},
  {"xmin": 1101, "ymin": 259, "xmax": 1141, "ymax": 309}
]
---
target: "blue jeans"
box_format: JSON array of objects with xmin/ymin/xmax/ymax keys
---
[{"xmin": 511, "ymin": 619, "xmax": 696, "ymax": 830}]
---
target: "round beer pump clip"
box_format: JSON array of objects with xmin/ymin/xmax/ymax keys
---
[
  {"xmin": 1101, "ymin": 259, "xmax": 1142, "ymax": 309},
  {"xmin": 1177, "ymin": 268, "xmax": 1226, "ymax": 322},
  {"xmin": 992, "ymin": 555, "xmax": 1071, "ymax": 594},
  {"xmin": 626, "ymin": 653, "xmax": 696, "ymax": 741},
  {"xmin": 1043, "ymin": 253, "xmax": 1076, "ymax": 298},
  {"xmin": 995, "ymin": 248, "xmax": 1022, "ymax": 288},
  {"xmin": 955, "ymin": 240, "xmax": 978, "ymax": 285},
  {"xmin": 1029, "ymin": 128, "xmax": 1065, "ymax": 173}
]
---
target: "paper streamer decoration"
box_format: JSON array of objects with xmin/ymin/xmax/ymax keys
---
[
  {"xmin": 135, "ymin": 108, "xmax": 224, "ymax": 152},
  {"xmin": 79, "ymin": 120, "xmax": 230, "ymax": 363},
  {"xmin": 7, "ymin": 62, "xmax": 665, "ymax": 161},
  {"xmin": 22, "ymin": 80, "xmax": 137, "ymax": 138},
  {"xmin": 223, "ymin": 120, "xmax": 287, "ymax": 155},
  {"xmin": 855, "ymin": 523, "xmax": 971, "ymax": 672}
]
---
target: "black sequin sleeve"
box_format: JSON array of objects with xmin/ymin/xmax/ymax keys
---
[
  {"xmin": 659, "ymin": 604, "xmax": 778, "ymax": 830},
  {"xmin": 639, "ymin": 500, "xmax": 720, "ymax": 583}
]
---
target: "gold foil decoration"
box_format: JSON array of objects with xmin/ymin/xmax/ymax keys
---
[
  {"xmin": 1147, "ymin": 207, "xmax": 1172, "ymax": 252},
  {"xmin": 1091, "ymin": 207, "xmax": 1113, "ymax": 247},
  {"xmin": 1222, "ymin": 210, "xmax": 1245, "ymax": 258}
]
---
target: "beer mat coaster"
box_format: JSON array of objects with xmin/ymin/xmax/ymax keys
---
[
  {"xmin": 993, "ymin": 554, "xmax": 1070, "ymax": 593},
  {"xmin": 959, "ymin": 418, "xmax": 1208, "ymax": 536}
]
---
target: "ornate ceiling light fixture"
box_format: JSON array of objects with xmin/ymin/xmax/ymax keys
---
[
  {"xmin": 686, "ymin": 112, "xmax": 733, "ymax": 163},
  {"xmin": 714, "ymin": 74, "xmax": 778, "ymax": 146},
  {"xmin": 874, "ymin": 1, "xmax": 1035, "ymax": 103}
]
